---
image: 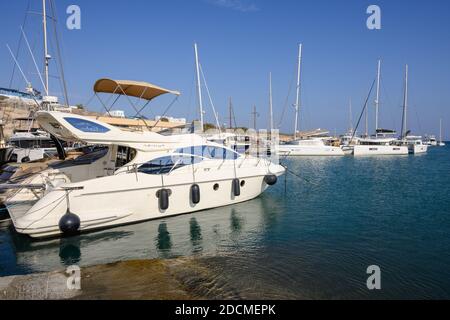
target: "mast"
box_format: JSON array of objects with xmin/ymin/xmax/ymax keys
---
[
  {"xmin": 294, "ymin": 43, "xmax": 302, "ymax": 140},
  {"xmin": 375, "ymin": 59, "xmax": 381, "ymax": 132},
  {"xmin": 365, "ymin": 105, "xmax": 368, "ymax": 137},
  {"xmin": 440, "ymin": 118, "xmax": 443, "ymax": 144},
  {"xmin": 401, "ymin": 64, "xmax": 408, "ymax": 139},
  {"xmin": 194, "ymin": 43, "xmax": 204, "ymax": 131},
  {"xmin": 42, "ymin": 0, "xmax": 50, "ymax": 96},
  {"xmin": 349, "ymin": 98, "xmax": 353, "ymax": 133},
  {"xmin": 252, "ymin": 105, "xmax": 258, "ymax": 129},
  {"xmin": 269, "ymin": 72, "xmax": 274, "ymax": 131},
  {"xmin": 229, "ymin": 97, "xmax": 232, "ymax": 129}
]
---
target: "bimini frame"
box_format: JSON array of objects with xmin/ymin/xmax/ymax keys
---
[{"xmin": 92, "ymin": 78, "xmax": 181, "ymax": 131}]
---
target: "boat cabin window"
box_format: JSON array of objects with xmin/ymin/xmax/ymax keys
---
[
  {"xmin": 115, "ymin": 146, "xmax": 137, "ymax": 168},
  {"xmin": 138, "ymin": 154, "xmax": 203, "ymax": 175},
  {"xmin": 50, "ymin": 146, "xmax": 109, "ymax": 168},
  {"xmin": 9, "ymin": 139, "xmax": 55, "ymax": 149},
  {"xmin": 175, "ymin": 145, "xmax": 238, "ymax": 160},
  {"xmin": 64, "ymin": 117, "xmax": 110, "ymax": 133}
]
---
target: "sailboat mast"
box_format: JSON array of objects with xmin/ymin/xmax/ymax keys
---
[
  {"xmin": 440, "ymin": 118, "xmax": 443, "ymax": 144},
  {"xmin": 252, "ymin": 105, "xmax": 258, "ymax": 130},
  {"xmin": 194, "ymin": 43, "xmax": 204, "ymax": 131},
  {"xmin": 229, "ymin": 97, "xmax": 233, "ymax": 129},
  {"xmin": 365, "ymin": 106, "xmax": 368, "ymax": 137},
  {"xmin": 269, "ymin": 72, "xmax": 274, "ymax": 131},
  {"xmin": 294, "ymin": 43, "xmax": 302, "ymax": 140},
  {"xmin": 349, "ymin": 98, "xmax": 353, "ymax": 133},
  {"xmin": 375, "ymin": 59, "xmax": 381, "ymax": 132},
  {"xmin": 401, "ymin": 64, "xmax": 409, "ymax": 139},
  {"xmin": 42, "ymin": 0, "xmax": 49, "ymax": 96}
]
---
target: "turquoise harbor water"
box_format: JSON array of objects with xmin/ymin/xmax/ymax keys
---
[{"xmin": 1, "ymin": 146, "xmax": 450, "ymax": 299}]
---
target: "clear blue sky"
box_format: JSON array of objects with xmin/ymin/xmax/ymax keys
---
[{"xmin": 1, "ymin": 0, "xmax": 449, "ymax": 138}]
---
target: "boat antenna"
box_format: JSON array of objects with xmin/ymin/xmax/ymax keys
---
[
  {"xmin": 294, "ymin": 43, "xmax": 302, "ymax": 140},
  {"xmin": 194, "ymin": 43, "xmax": 204, "ymax": 131},
  {"xmin": 350, "ymin": 78, "xmax": 377, "ymax": 143}
]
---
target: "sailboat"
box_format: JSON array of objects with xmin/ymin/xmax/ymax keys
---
[
  {"xmin": 4, "ymin": 0, "xmax": 73, "ymax": 164},
  {"xmin": 398, "ymin": 65, "xmax": 428, "ymax": 154},
  {"xmin": 352, "ymin": 60, "xmax": 409, "ymax": 156},
  {"xmin": 439, "ymin": 119, "xmax": 446, "ymax": 146},
  {"xmin": 278, "ymin": 44, "xmax": 344, "ymax": 156}
]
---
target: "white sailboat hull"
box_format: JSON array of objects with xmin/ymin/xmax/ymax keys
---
[
  {"xmin": 279, "ymin": 145, "xmax": 344, "ymax": 156},
  {"xmin": 409, "ymin": 144, "xmax": 428, "ymax": 154},
  {"xmin": 352, "ymin": 145, "xmax": 409, "ymax": 156}
]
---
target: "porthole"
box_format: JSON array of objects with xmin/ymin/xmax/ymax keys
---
[
  {"xmin": 240, "ymin": 180, "xmax": 246, "ymax": 187},
  {"xmin": 213, "ymin": 183, "xmax": 219, "ymax": 191}
]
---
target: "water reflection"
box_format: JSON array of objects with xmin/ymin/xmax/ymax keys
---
[
  {"xmin": 1, "ymin": 196, "xmax": 269, "ymax": 276},
  {"xmin": 59, "ymin": 237, "xmax": 81, "ymax": 266},
  {"xmin": 189, "ymin": 218, "xmax": 202, "ymax": 253},
  {"xmin": 156, "ymin": 223, "xmax": 172, "ymax": 256}
]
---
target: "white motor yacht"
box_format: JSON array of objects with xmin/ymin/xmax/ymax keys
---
[
  {"xmin": 2, "ymin": 81, "xmax": 284, "ymax": 239},
  {"xmin": 4, "ymin": 111, "xmax": 283, "ymax": 239}
]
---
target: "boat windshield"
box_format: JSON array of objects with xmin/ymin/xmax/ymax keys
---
[
  {"xmin": 138, "ymin": 154, "xmax": 203, "ymax": 175},
  {"xmin": 175, "ymin": 145, "xmax": 238, "ymax": 160}
]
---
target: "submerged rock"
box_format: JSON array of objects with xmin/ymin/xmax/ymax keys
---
[{"xmin": 0, "ymin": 257, "xmax": 239, "ymax": 300}]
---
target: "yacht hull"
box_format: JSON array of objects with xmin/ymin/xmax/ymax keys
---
[
  {"xmin": 7, "ymin": 162, "xmax": 284, "ymax": 238},
  {"xmin": 352, "ymin": 145, "xmax": 409, "ymax": 156},
  {"xmin": 409, "ymin": 144, "xmax": 428, "ymax": 154},
  {"xmin": 278, "ymin": 145, "xmax": 344, "ymax": 156}
]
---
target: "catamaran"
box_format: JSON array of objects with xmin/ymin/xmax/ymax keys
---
[
  {"xmin": 1, "ymin": 80, "xmax": 284, "ymax": 238},
  {"xmin": 352, "ymin": 60, "xmax": 409, "ymax": 156},
  {"xmin": 278, "ymin": 44, "xmax": 344, "ymax": 156}
]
